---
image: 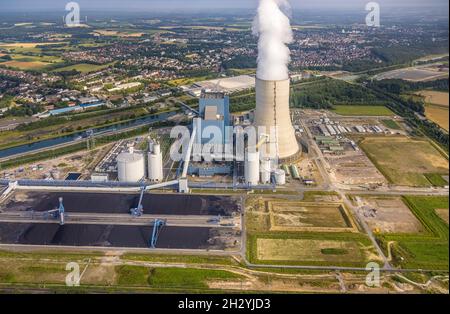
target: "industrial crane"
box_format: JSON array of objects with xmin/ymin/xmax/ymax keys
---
[
  {"xmin": 149, "ymin": 219, "xmax": 166, "ymax": 248},
  {"xmin": 130, "ymin": 185, "xmax": 145, "ymax": 217},
  {"xmin": 45, "ymin": 197, "xmax": 65, "ymax": 225}
]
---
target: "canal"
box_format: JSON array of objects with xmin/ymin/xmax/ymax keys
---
[{"xmin": 0, "ymin": 111, "xmax": 177, "ymax": 159}]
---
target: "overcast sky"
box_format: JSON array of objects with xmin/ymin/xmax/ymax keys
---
[{"xmin": 1, "ymin": 0, "xmax": 448, "ymax": 12}]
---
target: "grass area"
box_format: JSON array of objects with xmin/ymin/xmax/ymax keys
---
[
  {"xmin": 122, "ymin": 253, "xmax": 239, "ymax": 266},
  {"xmin": 268, "ymin": 201, "xmax": 354, "ymax": 231},
  {"xmin": 1, "ymin": 60, "xmax": 51, "ymax": 70},
  {"xmin": 0, "ymin": 53, "xmax": 65, "ymax": 70},
  {"xmin": 302, "ymin": 191, "xmax": 340, "ymax": 202},
  {"xmin": 376, "ymin": 196, "xmax": 449, "ymax": 270},
  {"xmin": 0, "ymin": 250, "xmax": 243, "ymax": 292},
  {"xmin": 51, "ymin": 62, "xmax": 114, "ymax": 74},
  {"xmin": 0, "ymin": 249, "xmax": 99, "ymax": 261},
  {"xmin": 359, "ymin": 136, "xmax": 449, "ymax": 187},
  {"xmin": 247, "ymin": 232, "xmax": 379, "ymax": 267},
  {"xmin": 381, "ymin": 119, "xmax": 401, "ymax": 130},
  {"xmin": 167, "ymin": 75, "xmax": 215, "ymax": 87},
  {"xmin": 116, "ymin": 265, "xmax": 242, "ymax": 289},
  {"xmin": 332, "ymin": 105, "xmax": 394, "ymax": 116},
  {"xmin": 424, "ymin": 173, "xmax": 449, "ymax": 187}
]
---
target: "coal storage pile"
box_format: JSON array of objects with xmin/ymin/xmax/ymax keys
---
[
  {"xmin": 0, "ymin": 222, "xmax": 229, "ymax": 250},
  {"xmin": 3, "ymin": 192, "xmax": 240, "ymax": 216}
]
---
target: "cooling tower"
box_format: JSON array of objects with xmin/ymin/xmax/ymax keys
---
[{"xmin": 254, "ymin": 78, "xmax": 299, "ymax": 159}]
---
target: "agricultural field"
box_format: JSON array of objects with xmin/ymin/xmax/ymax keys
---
[
  {"xmin": 0, "ymin": 60, "xmax": 49, "ymax": 70},
  {"xmin": 0, "ymin": 42, "xmax": 64, "ymax": 54},
  {"xmin": 425, "ymin": 105, "xmax": 449, "ymax": 131},
  {"xmin": 0, "ymin": 54, "xmax": 64, "ymax": 70},
  {"xmin": 415, "ymin": 90, "xmax": 449, "ymax": 131},
  {"xmin": 332, "ymin": 105, "xmax": 394, "ymax": 116},
  {"xmin": 417, "ymin": 91, "xmax": 449, "ymax": 107},
  {"xmin": 359, "ymin": 136, "xmax": 449, "ymax": 187},
  {"xmin": 91, "ymin": 30, "xmax": 145, "ymax": 38},
  {"xmin": 246, "ymin": 196, "xmax": 381, "ymax": 267},
  {"xmin": 376, "ymin": 196, "xmax": 449, "ymax": 270}
]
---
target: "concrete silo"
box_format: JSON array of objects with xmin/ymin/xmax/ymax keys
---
[
  {"xmin": 117, "ymin": 152, "xmax": 145, "ymax": 182},
  {"xmin": 260, "ymin": 158, "xmax": 271, "ymax": 184},
  {"xmin": 148, "ymin": 142, "xmax": 163, "ymax": 182},
  {"xmin": 274, "ymin": 169, "xmax": 286, "ymax": 185},
  {"xmin": 245, "ymin": 151, "xmax": 260, "ymax": 186},
  {"xmin": 254, "ymin": 78, "xmax": 299, "ymax": 160}
]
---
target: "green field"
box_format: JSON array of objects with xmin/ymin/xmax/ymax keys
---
[
  {"xmin": 116, "ymin": 265, "xmax": 242, "ymax": 289},
  {"xmin": 332, "ymin": 105, "xmax": 394, "ymax": 116},
  {"xmin": 381, "ymin": 119, "xmax": 401, "ymax": 130},
  {"xmin": 376, "ymin": 196, "xmax": 449, "ymax": 270},
  {"xmin": 52, "ymin": 63, "xmax": 114, "ymax": 73},
  {"xmin": 359, "ymin": 137, "xmax": 449, "ymax": 186},
  {"xmin": 247, "ymin": 232, "xmax": 380, "ymax": 267},
  {"xmin": 122, "ymin": 253, "xmax": 238, "ymax": 266},
  {"xmin": 0, "ymin": 53, "xmax": 64, "ymax": 70},
  {"xmin": 424, "ymin": 173, "xmax": 449, "ymax": 187}
]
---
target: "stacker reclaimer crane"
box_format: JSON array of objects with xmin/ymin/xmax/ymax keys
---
[
  {"xmin": 130, "ymin": 185, "xmax": 146, "ymax": 217},
  {"xmin": 45, "ymin": 197, "xmax": 65, "ymax": 225},
  {"xmin": 149, "ymin": 219, "xmax": 166, "ymax": 248}
]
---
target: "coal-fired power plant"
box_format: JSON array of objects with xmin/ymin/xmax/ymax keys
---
[{"xmin": 254, "ymin": 78, "xmax": 299, "ymax": 159}]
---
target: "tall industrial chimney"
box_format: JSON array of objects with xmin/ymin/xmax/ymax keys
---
[{"xmin": 254, "ymin": 78, "xmax": 299, "ymax": 159}]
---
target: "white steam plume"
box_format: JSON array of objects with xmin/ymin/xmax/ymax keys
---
[{"xmin": 252, "ymin": 0, "xmax": 293, "ymax": 81}]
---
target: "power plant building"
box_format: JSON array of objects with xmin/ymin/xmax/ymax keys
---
[{"xmin": 194, "ymin": 91, "xmax": 232, "ymax": 159}]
